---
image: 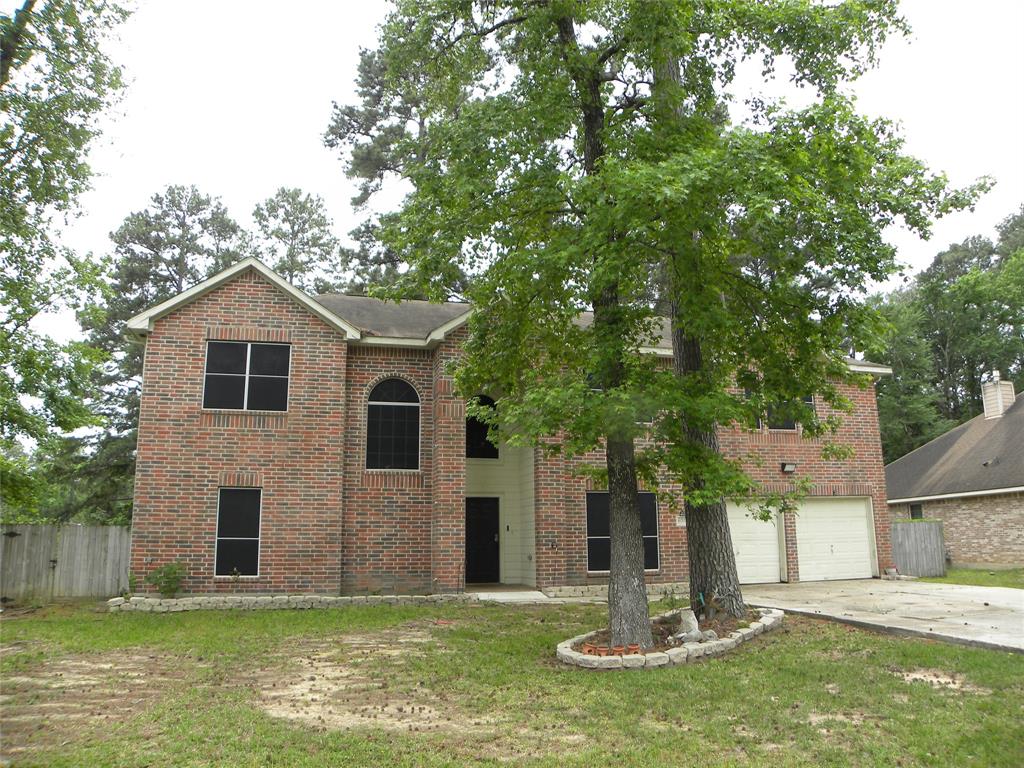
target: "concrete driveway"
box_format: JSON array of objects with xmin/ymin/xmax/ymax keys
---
[{"xmin": 743, "ymin": 579, "xmax": 1024, "ymax": 653}]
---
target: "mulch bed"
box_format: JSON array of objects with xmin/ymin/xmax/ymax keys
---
[{"xmin": 576, "ymin": 609, "xmax": 756, "ymax": 655}]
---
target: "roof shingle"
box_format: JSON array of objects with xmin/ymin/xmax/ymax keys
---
[{"xmin": 885, "ymin": 394, "xmax": 1024, "ymax": 501}]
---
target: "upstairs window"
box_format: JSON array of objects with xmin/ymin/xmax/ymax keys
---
[
  {"xmin": 366, "ymin": 378, "xmax": 420, "ymax": 469},
  {"xmin": 466, "ymin": 395, "xmax": 499, "ymax": 459},
  {"xmin": 215, "ymin": 488, "xmax": 261, "ymax": 576},
  {"xmin": 586, "ymin": 491, "xmax": 659, "ymax": 572},
  {"xmin": 763, "ymin": 395, "xmax": 815, "ymax": 431},
  {"xmin": 910, "ymin": 503, "xmax": 924, "ymax": 520},
  {"xmin": 203, "ymin": 341, "xmax": 290, "ymax": 411}
]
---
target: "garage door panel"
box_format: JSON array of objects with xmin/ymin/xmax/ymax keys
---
[
  {"xmin": 796, "ymin": 498, "xmax": 873, "ymax": 581},
  {"xmin": 727, "ymin": 505, "xmax": 781, "ymax": 584}
]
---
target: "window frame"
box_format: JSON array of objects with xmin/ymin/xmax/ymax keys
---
[
  {"xmin": 761, "ymin": 394, "xmax": 815, "ymax": 432},
  {"xmin": 585, "ymin": 491, "xmax": 660, "ymax": 574},
  {"xmin": 909, "ymin": 503, "xmax": 924, "ymax": 520},
  {"xmin": 202, "ymin": 340, "xmax": 291, "ymax": 412},
  {"xmin": 365, "ymin": 378, "xmax": 422, "ymax": 471},
  {"xmin": 466, "ymin": 395, "xmax": 499, "ymax": 460},
  {"xmin": 214, "ymin": 487, "xmax": 262, "ymax": 578}
]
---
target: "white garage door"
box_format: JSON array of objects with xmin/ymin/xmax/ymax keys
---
[
  {"xmin": 796, "ymin": 498, "xmax": 874, "ymax": 581},
  {"xmin": 727, "ymin": 505, "xmax": 781, "ymax": 584}
]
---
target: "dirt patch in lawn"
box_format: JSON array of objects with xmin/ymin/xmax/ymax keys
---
[
  {"xmin": 252, "ymin": 621, "xmax": 493, "ymax": 736},
  {"xmin": 0, "ymin": 649, "xmax": 193, "ymax": 761},
  {"xmin": 892, "ymin": 668, "xmax": 992, "ymax": 695}
]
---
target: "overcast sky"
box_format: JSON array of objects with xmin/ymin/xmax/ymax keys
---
[{"xmin": 34, "ymin": 0, "xmax": 1024, "ymax": 339}]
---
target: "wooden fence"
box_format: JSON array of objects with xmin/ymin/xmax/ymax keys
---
[
  {"xmin": 891, "ymin": 520, "xmax": 946, "ymax": 577},
  {"xmin": 0, "ymin": 524, "xmax": 130, "ymax": 603}
]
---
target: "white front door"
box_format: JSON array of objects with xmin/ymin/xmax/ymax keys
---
[
  {"xmin": 795, "ymin": 497, "xmax": 874, "ymax": 581},
  {"xmin": 727, "ymin": 504, "xmax": 782, "ymax": 584}
]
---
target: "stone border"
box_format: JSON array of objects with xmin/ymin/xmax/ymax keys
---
[
  {"xmin": 542, "ymin": 582, "xmax": 689, "ymax": 600},
  {"xmin": 556, "ymin": 607, "xmax": 784, "ymax": 669},
  {"xmin": 108, "ymin": 593, "xmax": 479, "ymax": 613}
]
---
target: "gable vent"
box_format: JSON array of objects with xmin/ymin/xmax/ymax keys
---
[{"xmin": 982, "ymin": 371, "xmax": 1016, "ymax": 419}]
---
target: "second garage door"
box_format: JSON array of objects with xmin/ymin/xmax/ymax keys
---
[
  {"xmin": 727, "ymin": 504, "xmax": 782, "ymax": 584},
  {"xmin": 795, "ymin": 497, "xmax": 875, "ymax": 581}
]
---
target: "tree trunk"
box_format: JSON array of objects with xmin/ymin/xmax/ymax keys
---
[
  {"xmin": 672, "ymin": 326, "xmax": 747, "ymax": 619},
  {"xmin": 654, "ymin": 46, "xmax": 746, "ymax": 619},
  {"xmin": 556, "ymin": 14, "xmax": 653, "ymax": 646},
  {"xmin": 606, "ymin": 434, "xmax": 654, "ymax": 648}
]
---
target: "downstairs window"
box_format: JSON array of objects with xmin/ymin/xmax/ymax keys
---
[
  {"xmin": 215, "ymin": 488, "xmax": 261, "ymax": 576},
  {"xmin": 586, "ymin": 491, "xmax": 659, "ymax": 572}
]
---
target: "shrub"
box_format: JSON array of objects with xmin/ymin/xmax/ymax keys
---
[{"xmin": 146, "ymin": 562, "xmax": 186, "ymax": 598}]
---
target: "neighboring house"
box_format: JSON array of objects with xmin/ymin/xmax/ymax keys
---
[
  {"xmin": 887, "ymin": 374, "xmax": 1023, "ymax": 567},
  {"xmin": 125, "ymin": 257, "xmax": 894, "ymax": 595}
]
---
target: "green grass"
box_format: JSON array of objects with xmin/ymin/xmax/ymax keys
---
[
  {"xmin": 1, "ymin": 601, "xmax": 1022, "ymax": 767},
  {"xmin": 920, "ymin": 567, "xmax": 1024, "ymax": 590}
]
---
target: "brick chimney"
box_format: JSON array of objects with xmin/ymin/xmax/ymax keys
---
[{"xmin": 982, "ymin": 371, "xmax": 1016, "ymax": 419}]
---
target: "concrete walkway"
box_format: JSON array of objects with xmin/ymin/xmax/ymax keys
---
[{"xmin": 744, "ymin": 579, "xmax": 1024, "ymax": 653}]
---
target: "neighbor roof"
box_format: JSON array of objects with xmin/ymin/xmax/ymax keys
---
[{"xmin": 885, "ymin": 395, "xmax": 1024, "ymax": 503}]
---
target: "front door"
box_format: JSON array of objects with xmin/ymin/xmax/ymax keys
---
[{"xmin": 465, "ymin": 497, "xmax": 500, "ymax": 583}]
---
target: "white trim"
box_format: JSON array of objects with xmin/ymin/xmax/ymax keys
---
[
  {"xmin": 214, "ymin": 487, "xmax": 262, "ymax": 578},
  {"xmin": 639, "ymin": 346, "xmax": 674, "ymax": 357},
  {"xmin": 428, "ymin": 308, "xmax": 473, "ymax": 342},
  {"xmin": 125, "ymin": 257, "xmax": 362, "ymax": 340},
  {"xmin": 845, "ymin": 360, "xmax": 893, "ymax": 375},
  {"xmin": 886, "ymin": 486, "xmax": 1024, "ymax": 505},
  {"xmin": 358, "ymin": 336, "xmax": 436, "ymax": 348}
]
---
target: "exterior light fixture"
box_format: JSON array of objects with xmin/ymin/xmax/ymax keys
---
[{"xmin": 780, "ymin": 462, "xmax": 797, "ymax": 474}]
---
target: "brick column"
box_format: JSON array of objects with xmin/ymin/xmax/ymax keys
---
[
  {"xmin": 430, "ymin": 347, "xmax": 466, "ymax": 593},
  {"xmin": 782, "ymin": 510, "xmax": 800, "ymax": 582},
  {"xmin": 533, "ymin": 443, "xmax": 571, "ymax": 589}
]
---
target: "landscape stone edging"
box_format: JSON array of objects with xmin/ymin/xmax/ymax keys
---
[
  {"xmin": 107, "ymin": 593, "xmax": 479, "ymax": 613},
  {"xmin": 556, "ymin": 607, "xmax": 785, "ymax": 670}
]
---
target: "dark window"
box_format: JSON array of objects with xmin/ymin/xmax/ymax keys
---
[
  {"xmin": 466, "ymin": 395, "xmax": 499, "ymax": 459},
  {"xmin": 366, "ymin": 378, "xmax": 420, "ymax": 469},
  {"xmin": 215, "ymin": 488, "xmax": 261, "ymax": 576},
  {"xmin": 765, "ymin": 395, "xmax": 814, "ymax": 431},
  {"xmin": 910, "ymin": 503, "xmax": 923, "ymax": 520},
  {"xmin": 586, "ymin": 491, "xmax": 659, "ymax": 572},
  {"xmin": 203, "ymin": 341, "xmax": 290, "ymax": 411}
]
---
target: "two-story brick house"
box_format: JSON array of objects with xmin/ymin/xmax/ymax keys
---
[{"xmin": 126, "ymin": 257, "xmax": 893, "ymax": 595}]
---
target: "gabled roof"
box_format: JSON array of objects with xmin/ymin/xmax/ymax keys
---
[
  {"xmin": 125, "ymin": 258, "xmax": 363, "ymax": 340},
  {"xmin": 885, "ymin": 395, "xmax": 1024, "ymax": 503},
  {"xmin": 313, "ymin": 293, "xmax": 471, "ymax": 343},
  {"xmin": 126, "ymin": 258, "xmax": 894, "ymax": 373}
]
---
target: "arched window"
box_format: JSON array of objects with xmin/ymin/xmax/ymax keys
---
[
  {"xmin": 366, "ymin": 378, "xmax": 420, "ymax": 469},
  {"xmin": 466, "ymin": 395, "xmax": 498, "ymax": 459}
]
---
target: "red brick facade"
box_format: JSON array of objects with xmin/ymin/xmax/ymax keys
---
[{"xmin": 130, "ymin": 267, "xmax": 892, "ymax": 594}]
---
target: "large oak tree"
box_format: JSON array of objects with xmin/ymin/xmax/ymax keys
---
[{"xmin": 347, "ymin": 0, "xmax": 982, "ymax": 639}]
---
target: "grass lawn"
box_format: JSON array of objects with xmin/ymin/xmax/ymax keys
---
[
  {"xmin": 920, "ymin": 568, "xmax": 1024, "ymax": 590},
  {"xmin": 2, "ymin": 601, "xmax": 1022, "ymax": 767}
]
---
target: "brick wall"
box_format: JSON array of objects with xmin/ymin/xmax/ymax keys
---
[
  {"xmin": 131, "ymin": 268, "xmax": 892, "ymax": 593},
  {"xmin": 341, "ymin": 346, "xmax": 434, "ymax": 594},
  {"xmin": 891, "ymin": 492, "xmax": 1024, "ymax": 566},
  {"xmin": 131, "ymin": 268, "xmax": 347, "ymax": 593},
  {"xmin": 719, "ymin": 383, "xmax": 893, "ymax": 574}
]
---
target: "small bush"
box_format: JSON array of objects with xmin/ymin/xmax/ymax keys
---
[{"xmin": 146, "ymin": 562, "xmax": 187, "ymax": 598}]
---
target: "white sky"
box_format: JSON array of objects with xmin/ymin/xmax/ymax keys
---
[{"xmin": 30, "ymin": 0, "xmax": 1024, "ymax": 340}]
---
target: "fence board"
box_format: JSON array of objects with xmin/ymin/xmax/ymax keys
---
[
  {"xmin": 892, "ymin": 521, "xmax": 946, "ymax": 577},
  {"xmin": 1, "ymin": 525, "xmax": 130, "ymax": 603}
]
